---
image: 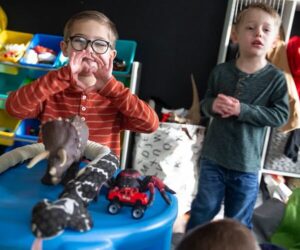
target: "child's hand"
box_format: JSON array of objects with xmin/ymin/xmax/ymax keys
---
[
  {"xmin": 69, "ymin": 51, "xmax": 89, "ymax": 89},
  {"xmin": 212, "ymin": 94, "xmax": 240, "ymax": 118},
  {"xmin": 84, "ymin": 53, "xmax": 114, "ymax": 92}
]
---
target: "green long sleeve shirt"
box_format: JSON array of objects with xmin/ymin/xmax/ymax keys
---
[{"xmin": 201, "ymin": 60, "xmax": 289, "ymax": 173}]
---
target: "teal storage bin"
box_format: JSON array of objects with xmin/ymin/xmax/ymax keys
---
[
  {"xmin": 15, "ymin": 118, "xmax": 40, "ymax": 143},
  {"xmin": 0, "ymin": 68, "xmax": 28, "ymax": 109},
  {"xmin": 113, "ymin": 40, "xmax": 137, "ymax": 76},
  {"xmin": 53, "ymin": 51, "xmax": 68, "ymax": 68}
]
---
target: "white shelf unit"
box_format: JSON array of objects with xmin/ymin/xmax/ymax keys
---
[
  {"xmin": 216, "ymin": 0, "xmax": 300, "ymax": 179},
  {"xmin": 120, "ymin": 61, "xmax": 142, "ymax": 169}
]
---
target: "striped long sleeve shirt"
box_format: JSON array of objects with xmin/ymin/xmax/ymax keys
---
[{"xmin": 6, "ymin": 65, "xmax": 159, "ymax": 157}]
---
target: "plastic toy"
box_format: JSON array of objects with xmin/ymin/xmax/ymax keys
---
[
  {"xmin": 1, "ymin": 43, "xmax": 27, "ymax": 62},
  {"xmin": 113, "ymin": 57, "xmax": 126, "ymax": 71},
  {"xmin": 107, "ymin": 169, "xmax": 176, "ymax": 219},
  {"xmin": 27, "ymin": 116, "xmax": 89, "ymax": 185}
]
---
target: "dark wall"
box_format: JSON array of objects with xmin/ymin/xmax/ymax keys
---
[
  {"xmin": 1, "ymin": 1, "xmax": 299, "ymax": 109},
  {"xmin": 291, "ymin": 11, "xmax": 300, "ymax": 37},
  {"xmin": 0, "ymin": 0, "xmax": 227, "ymax": 109}
]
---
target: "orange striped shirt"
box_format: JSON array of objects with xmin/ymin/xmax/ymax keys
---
[{"xmin": 5, "ymin": 66, "xmax": 159, "ymax": 157}]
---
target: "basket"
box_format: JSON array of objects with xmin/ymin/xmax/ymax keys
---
[
  {"xmin": 264, "ymin": 128, "xmax": 300, "ymax": 175},
  {"xmin": 113, "ymin": 40, "xmax": 137, "ymax": 76},
  {"xmin": 0, "ymin": 30, "xmax": 33, "ymax": 63}
]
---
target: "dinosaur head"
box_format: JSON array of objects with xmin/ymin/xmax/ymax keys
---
[{"xmin": 27, "ymin": 116, "xmax": 89, "ymax": 185}]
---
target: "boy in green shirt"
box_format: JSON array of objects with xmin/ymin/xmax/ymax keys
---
[{"xmin": 187, "ymin": 3, "xmax": 289, "ymax": 231}]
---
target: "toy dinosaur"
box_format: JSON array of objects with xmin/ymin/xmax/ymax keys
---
[{"xmin": 27, "ymin": 116, "xmax": 89, "ymax": 185}]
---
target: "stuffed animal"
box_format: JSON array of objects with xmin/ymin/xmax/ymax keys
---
[{"xmin": 27, "ymin": 116, "xmax": 89, "ymax": 185}]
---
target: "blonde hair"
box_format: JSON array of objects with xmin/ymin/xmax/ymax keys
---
[
  {"xmin": 176, "ymin": 219, "xmax": 261, "ymax": 250},
  {"xmin": 63, "ymin": 10, "xmax": 118, "ymax": 48},
  {"xmin": 234, "ymin": 3, "xmax": 281, "ymax": 30}
]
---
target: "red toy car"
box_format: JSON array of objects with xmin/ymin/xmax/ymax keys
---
[{"xmin": 106, "ymin": 169, "xmax": 175, "ymax": 219}]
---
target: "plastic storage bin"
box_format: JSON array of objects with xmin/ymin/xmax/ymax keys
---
[
  {"xmin": 113, "ymin": 40, "xmax": 137, "ymax": 76},
  {"xmin": 0, "ymin": 69, "xmax": 28, "ymax": 109},
  {"xmin": 15, "ymin": 118, "xmax": 40, "ymax": 143},
  {"xmin": 0, "ymin": 73, "xmax": 32, "ymax": 109},
  {"xmin": 19, "ymin": 33, "xmax": 63, "ymax": 78},
  {"xmin": 0, "ymin": 30, "xmax": 33, "ymax": 64},
  {"xmin": 0, "ymin": 109, "xmax": 21, "ymax": 146}
]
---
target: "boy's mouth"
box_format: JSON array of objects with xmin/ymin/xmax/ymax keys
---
[
  {"xmin": 82, "ymin": 57, "xmax": 97, "ymax": 66},
  {"xmin": 252, "ymin": 40, "xmax": 263, "ymax": 47},
  {"xmin": 81, "ymin": 57, "xmax": 98, "ymax": 73}
]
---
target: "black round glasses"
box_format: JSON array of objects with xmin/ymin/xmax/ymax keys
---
[{"xmin": 68, "ymin": 36, "xmax": 111, "ymax": 54}]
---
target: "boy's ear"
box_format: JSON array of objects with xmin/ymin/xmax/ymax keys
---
[
  {"xmin": 231, "ymin": 25, "xmax": 238, "ymax": 44},
  {"xmin": 110, "ymin": 49, "xmax": 117, "ymax": 59},
  {"xmin": 271, "ymin": 33, "xmax": 280, "ymax": 49},
  {"xmin": 60, "ymin": 40, "xmax": 68, "ymax": 57}
]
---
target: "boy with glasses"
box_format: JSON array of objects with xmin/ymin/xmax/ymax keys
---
[{"xmin": 6, "ymin": 10, "xmax": 159, "ymax": 157}]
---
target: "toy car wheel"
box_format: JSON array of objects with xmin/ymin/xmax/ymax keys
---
[
  {"xmin": 132, "ymin": 205, "xmax": 145, "ymax": 219},
  {"xmin": 108, "ymin": 201, "xmax": 121, "ymax": 215}
]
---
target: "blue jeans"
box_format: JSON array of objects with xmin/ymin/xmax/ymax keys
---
[{"xmin": 186, "ymin": 158, "xmax": 259, "ymax": 231}]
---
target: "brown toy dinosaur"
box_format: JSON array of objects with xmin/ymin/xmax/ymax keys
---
[{"xmin": 27, "ymin": 116, "xmax": 89, "ymax": 185}]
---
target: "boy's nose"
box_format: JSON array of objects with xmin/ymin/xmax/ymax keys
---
[
  {"xmin": 86, "ymin": 43, "xmax": 94, "ymax": 52},
  {"xmin": 256, "ymin": 29, "xmax": 262, "ymax": 37}
]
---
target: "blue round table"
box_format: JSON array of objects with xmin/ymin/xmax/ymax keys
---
[{"xmin": 0, "ymin": 161, "xmax": 178, "ymax": 250}]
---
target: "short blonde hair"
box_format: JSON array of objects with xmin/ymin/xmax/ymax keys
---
[
  {"xmin": 234, "ymin": 3, "xmax": 281, "ymax": 30},
  {"xmin": 63, "ymin": 10, "xmax": 118, "ymax": 48}
]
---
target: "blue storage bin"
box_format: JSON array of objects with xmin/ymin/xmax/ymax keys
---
[
  {"xmin": 19, "ymin": 33, "xmax": 63, "ymax": 68},
  {"xmin": 15, "ymin": 118, "xmax": 40, "ymax": 143},
  {"xmin": 19, "ymin": 33, "xmax": 65, "ymax": 78}
]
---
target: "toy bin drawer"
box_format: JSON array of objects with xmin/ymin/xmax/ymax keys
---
[
  {"xmin": 0, "ymin": 30, "xmax": 33, "ymax": 63},
  {"xmin": 15, "ymin": 118, "xmax": 40, "ymax": 143},
  {"xmin": 19, "ymin": 33, "xmax": 63, "ymax": 69},
  {"xmin": 0, "ymin": 110, "xmax": 21, "ymax": 146},
  {"xmin": 113, "ymin": 40, "xmax": 137, "ymax": 76},
  {"xmin": 19, "ymin": 34, "xmax": 64, "ymax": 79},
  {"xmin": 26, "ymin": 51, "xmax": 69, "ymax": 79},
  {"xmin": 0, "ymin": 69, "xmax": 28, "ymax": 109}
]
